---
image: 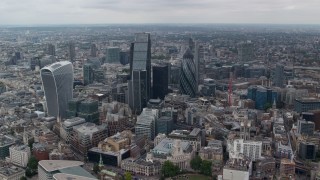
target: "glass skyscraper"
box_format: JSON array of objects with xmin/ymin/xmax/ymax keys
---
[
  {"xmin": 180, "ymin": 49, "xmax": 197, "ymax": 97},
  {"xmin": 41, "ymin": 61, "xmax": 73, "ymax": 118},
  {"xmin": 128, "ymin": 33, "xmax": 151, "ymax": 114}
]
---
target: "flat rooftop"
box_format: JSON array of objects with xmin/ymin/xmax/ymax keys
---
[{"xmin": 38, "ymin": 160, "xmax": 84, "ymax": 172}]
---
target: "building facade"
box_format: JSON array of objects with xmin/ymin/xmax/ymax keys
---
[
  {"xmin": 128, "ymin": 33, "xmax": 151, "ymax": 114},
  {"xmin": 180, "ymin": 49, "xmax": 197, "ymax": 98},
  {"xmin": 9, "ymin": 145, "xmax": 31, "ymax": 167},
  {"xmin": 41, "ymin": 61, "xmax": 74, "ymax": 118}
]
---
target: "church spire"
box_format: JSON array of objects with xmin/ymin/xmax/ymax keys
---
[
  {"xmin": 272, "ymin": 98, "xmax": 277, "ymax": 109},
  {"xmin": 98, "ymin": 153, "xmax": 104, "ymax": 168}
]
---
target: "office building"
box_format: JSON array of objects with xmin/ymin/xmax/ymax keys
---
[
  {"xmin": 294, "ymin": 98, "xmax": 320, "ymax": 114},
  {"xmin": 223, "ymin": 157, "xmax": 252, "ymax": 180},
  {"xmin": 135, "ymin": 108, "xmax": 158, "ymax": 140},
  {"xmin": 106, "ymin": 47, "xmax": 120, "ymax": 63},
  {"xmin": 247, "ymin": 86, "xmax": 278, "ymax": 110},
  {"xmin": 153, "ymin": 64, "xmax": 169, "ymax": 99},
  {"xmin": 78, "ymin": 100, "xmax": 100, "ymax": 124},
  {"xmin": 41, "ymin": 61, "xmax": 73, "ymax": 118},
  {"xmin": 38, "ymin": 160, "xmax": 95, "ymax": 180},
  {"xmin": 167, "ymin": 128, "xmax": 202, "ymax": 151},
  {"xmin": 47, "ymin": 43, "xmax": 56, "ymax": 56},
  {"xmin": 156, "ymin": 116, "xmax": 173, "ymax": 135},
  {"xmin": 120, "ymin": 51, "xmax": 130, "ymax": 65},
  {"xmin": 83, "ymin": 63, "xmax": 94, "ymax": 86},
  {"xmin": 68, "ymin": 42, "xmax": 76, "ymax": 62},
  {"xmin": 180, "ymin": 48, "xmax": 197, "ymax": 97},
  {"xmin": 279, "ymin": 159, "xmax": 295, "ymax": 179},
  {"xmin": 128, "ymin": 33, "xmax": 151, "ymax": 113},
  {"xmin": 9, "ymin": 145, "xmax": 31, "ymax": 167},
  {"xmin": 200, "ymin": 78, "xmax": 216, "ymax": 97},
  {"xmin": 274, "ymin": 64, "xmax": 285, "ymax": 88},
  {"xmin": 60, "ymin": 117, "xmax": 86, "ymax": 144},
  {"xmin": 0, "ymin": 164, "xmax": 25, "ymax": 180},
  {"xmin": 299, "ymin": 142, "xmax": 316, "ymax": 160},
  {"xmin": 70, "ymin": 123, "xmax": 107, "ymax": 161},
  {"xmin": 32, "ymin": 143, "xmax": 49, "ymax": 161},
  {"xmin": 93, "ymin": 69, "xmax": 105, "ymax": 83},
  {"xmin": 88, "ymin": 130, "xmax": 133, "ymax": 167},
  {"xmin": 229, "ymin": 139, "xmax": 262, "ymax": 161},
  {"xmin": 238, "ymin": 40, "xmax": 254, "ymax": 62},
  {"xmin": 66, "ymin": 98, "xmax": 83, "ymax": 118},
  {"xmin": 0, "ymin": 136, "xmax": 15, "ymax": 159},
  {"xmin": 297, "ymin": 119, "xmax": 315, "ymax": 136},
  {"xmin": 90, "ymin": 43, "xmax": 97, "ymax": 57}
]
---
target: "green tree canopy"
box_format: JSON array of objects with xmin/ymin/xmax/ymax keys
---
[
  {"xmin": 124, "ymin": 172, "xmax": 132, "ymax": 180},
  {"xmin": 20, "ymin": 177, "xmax": 27, "ymax": 180},
  {"xmin": 93, "ymin": 164, "xmax": 100, "ymax": 174},
  {"xmin": 200, "ymin": 160, "xmax": 212, "ymax": 176},
  {"xmin": 190, "ymin": 155, "xmax": 202, "ymax": 171},
  {"xmin": 161, "ymin": 160, "xmax": 180, "ymax": 178},
  {"xmin": 27, "ymin": 156, "xmax": 38, "ymax": 170}
]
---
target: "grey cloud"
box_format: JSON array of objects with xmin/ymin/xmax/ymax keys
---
[{"xmin": 0, "ymin": 0, "xmax": 319, "ymax": 24}]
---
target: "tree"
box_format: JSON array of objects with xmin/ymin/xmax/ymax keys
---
[
  {"xmin": 20, "ymin": 177, "xmax": 27, "ymax": 180},
  {"xmin": 161, "ymin": 160, "xmax": 180, "ymax": 178},
  {"xmin": 190, "ymin": 155, "xmax": 202, "ymax": 171},
  {"xmin": 264, "ymin": 103, "xmax": 272, "ymax": 111},
  {"xmin": 27, "ymin": 156, "xmax": 38, "ymax": 170},
  {"xmin": 25, "ymin": 168, "xmax": 33, "ymax": 177},
  {"xmin": 124, "ymin": 172, "xmax": 132, "ymax": 180},
  {"xmin": 93, "ymin": 164, "xmax": 100, "ymax": 174},
  {"xmin": 200, "ymin": 160, "xmax": 212, "ymax": 176}
]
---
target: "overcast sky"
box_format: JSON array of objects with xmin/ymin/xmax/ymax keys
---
[{"xmin": 0, "ymin": 0, "xmax": 319, "ymax": 25}]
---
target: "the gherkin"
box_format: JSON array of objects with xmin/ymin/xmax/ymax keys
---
[{"xmin": 180, "ymin": 48, "xmax": 197, "ymax": 97}]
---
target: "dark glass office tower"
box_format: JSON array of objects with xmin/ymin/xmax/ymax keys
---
[
  {"xmin": 274, "ymin": 63, "xmax": 285, "ymax": 88},
  {"xmin": 128, "ymin": 33, "xmax": 151, "ymax": 114},
  {"xmin": 153, "ymin": 64, "xmax": 168, "ymax": 99},
  {"xmin": 83, "ymin": 63, "xmax": 94, "ymax": 86},
  {"xmin": 68, "ymin": 42, "xmax": 76, "ymax": 62},
  {"xmin": 180, "ymin": 49, "xmax": 197, "ymax": 97}
]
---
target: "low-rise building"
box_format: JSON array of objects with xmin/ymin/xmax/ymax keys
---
[
  {"xmin": 120, "ymin": 155, "xmax": 161, "ymax": 176},
  {"xmin": 0, "ymin": 164, "xmax": 25, "ymax": 180},
  {"xmin": 8, "ymin": 144, "xmax": 31, "ymax": 167},
  {"xmin": 167, "ymin": 128, "xmax": 202, "ymax": 151},
  {"xmin": 279, "ymin": 159, "xmax": 295, "ymax": 179},
  {"xmin": 38, "ymin": 160, "xmax": 95, "ymax": 180},
  {"xmin": 223, "ymin": 157, "xmax": 252, "ymax": 180},
  {"xmin": 0, "ymin": 135, "xmax": 15, "ymax": 160},
  {"xmin": 151, "ymin": 138, "xmax": 195, "ymax": 170},
  {"xmin": 199, "ymin": 140, "xmax": 223, "ymax": 161}
]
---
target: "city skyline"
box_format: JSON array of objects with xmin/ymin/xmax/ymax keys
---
[{"xmin": 1, "ymin": 0, "xmax": 320, "ymax": 25}]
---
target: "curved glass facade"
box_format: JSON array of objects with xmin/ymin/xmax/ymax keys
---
[
  {"xmin": 180, "ymin": 49, "xmax": 197, "ymax": 97},
  {"xmin": 41, "ymin": 61, "xmax": 73, "ymax": 118}
]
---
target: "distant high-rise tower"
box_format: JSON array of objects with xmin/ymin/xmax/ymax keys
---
[
  {"xmin": 47, "ymin": 43, "xmax": 56, "ymax": 56},
  {"xmin": 153, "ymin": 64, "xmax": 169, "ymax": 99},
  {"xmin": 106, "ymin": 47, "xmax": 120, "ymax": 63},
  {"xmin": 90, "ymin": 43, "xmax": 97, "ymax": 57},
  {"xmin": 68, "ymin": 42, "xmax": 76, "ymax": 62},
  {"xmin": 41, "ymin": 61, "xmax": 73, "ymax": 118},
  {"xmin": 83, "ymin": 63, "xmax": 94, "ymax": 86},
  {"xmin": 180, "ymin": 49, "xmax": 197, "ymax": 97},
  {"xmin": 274, "ymin": 63, "xmax": 285, "ymax": 88},
  {"xmin": 128, "ymin": 33, "xmax": 151, "ymax": 114},
  {"xmin": 238, "ymin": 41, "xmax": 254, "ymax": 62}
]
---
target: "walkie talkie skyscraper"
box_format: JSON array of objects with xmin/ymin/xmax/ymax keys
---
[{"xmin": 41, "ymin": 61, "xmax": 73, "ymax": 118}]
